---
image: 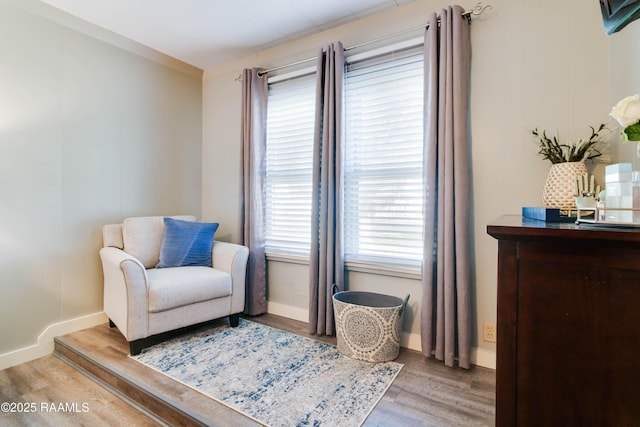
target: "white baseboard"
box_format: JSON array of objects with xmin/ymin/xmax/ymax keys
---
[
  {"xmin": 400, "ymin": 330, "xmax": 422, "ymax": 352},
  {"xmin": 401, "ymin": 331, "xmax": 496, "ymax": 369},
  {"xmin": 0, "ymin": 311, "xmax": 108, "ymax": 370},
  {"xmin": 267, "ymin": 302, "xmax": 496, "ymax": 370},
  {"xmin": 472, "ymin": 347, "xmax": 496, "ymax": 370},
  {"xmin": 267, "ymin": 301, "xmax": 309, "ymax": 323}
]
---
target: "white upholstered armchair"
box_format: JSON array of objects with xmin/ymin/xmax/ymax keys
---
[{"xmin": 99, "ymin": 215, "xmax": 249, "ymax": 355}]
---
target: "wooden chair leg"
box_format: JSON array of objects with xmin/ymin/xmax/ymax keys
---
[
  {"xmin": 130, "ymin": 340, "xmax": 145, "ymax": 356},
  {"xmin": 229, "ymin": 313, "xmax": 240, "ymax": 327}
]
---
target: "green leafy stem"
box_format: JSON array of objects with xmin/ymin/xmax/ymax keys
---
[
  {"xmin": 532, "ymin": 123, "xmax": 608, "ymax": 164},
  {"xmin": 623, "ymin": 123, "xmax": 640, "ymax": 141}
]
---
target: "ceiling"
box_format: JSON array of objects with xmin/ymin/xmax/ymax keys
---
[{"xmin": 40, "ymin": 0, "xmax": 415, "ymax": 70}]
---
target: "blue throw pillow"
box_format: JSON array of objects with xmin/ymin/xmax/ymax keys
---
[{"xmin": 156, "ymin": 218, "xmax": 219, "ymax": 268}]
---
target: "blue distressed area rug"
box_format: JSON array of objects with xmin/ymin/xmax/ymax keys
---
[{"xmin": 131, "ymin": 318, "xmax": 402, "ymax": 426}]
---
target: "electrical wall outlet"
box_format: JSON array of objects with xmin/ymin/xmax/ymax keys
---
[{"xmin": 483, "ymin": 322, "xmax": 497, "ymax": 343}]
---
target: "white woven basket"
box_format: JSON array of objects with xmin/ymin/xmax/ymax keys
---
[
  {"xmin": 542, "ymin": 161, "xmax": 587, "ymax": 210},
  {"xmin": 333, "ymin": 291, "xmax": 409, "ymax": 362}
]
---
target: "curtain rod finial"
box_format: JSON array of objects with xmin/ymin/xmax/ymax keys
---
[{"xmin": 471, "ymin": 2, "xmax": 493, "ymax": 16}]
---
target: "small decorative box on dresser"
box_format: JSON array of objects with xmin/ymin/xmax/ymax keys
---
[{"xmin": 487, "ymin": 215, "xmax": 640, "ymax": 427}]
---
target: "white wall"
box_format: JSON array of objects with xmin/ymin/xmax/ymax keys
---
[
  {"xmin": 470, "ymin": 0, "xmax": 610, "ymax": 365},
  {"xmin": 608, "ymin": 16, "xmax": 640, "ymax": 162},
  {"xmin": 203, "ymin": 0, "xmax": 612, "ymax": 368},
  {"xmin": 0, "ymin": 1, "xmax": 202, "ymax": 368}
]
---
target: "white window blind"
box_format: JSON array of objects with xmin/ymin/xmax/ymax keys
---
[
  {"xmin": 265, "ymin": 73, "xmax": 316, "ymax": 255},
  {"xmin": 344, "ymin": 47, "xmax": 424, "ymax": 268}
]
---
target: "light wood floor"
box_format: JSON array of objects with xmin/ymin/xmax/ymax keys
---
[
  {"xmin": 0, "ymin": 350, "xmax": 159, "ymax": 426},
  {"xmin": 0, "ymin": 314, "xmax": 495, "ymax": 426}
]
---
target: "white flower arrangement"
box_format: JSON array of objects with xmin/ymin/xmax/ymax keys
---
[{"xmin": 610, "ymin": 94, "xmax": 640, "ymax": 141}]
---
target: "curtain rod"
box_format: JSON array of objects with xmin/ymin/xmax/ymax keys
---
[{"xmin": 250, "ymin": 2, "xmax": 493, "ymax": 78}]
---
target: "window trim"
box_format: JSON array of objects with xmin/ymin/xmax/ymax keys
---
[
  {"xmin": 345, "ymin": 37, "xmax": 423, "ymax": 63},
  {"xmin": 267, "ymin": 66, "xmax": 316, "ymax": 84}
]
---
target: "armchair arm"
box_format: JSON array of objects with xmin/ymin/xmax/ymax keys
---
[
  {"xmin": 212, "ymin": 241, "xmax": 249, "ymax": 314},
  {"xmin": 99, "ymin": 247, "xmax": 149, "ymax": 341}
]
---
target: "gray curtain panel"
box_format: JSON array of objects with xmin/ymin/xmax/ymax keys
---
[
  {"xmin": 421, "ymin": 6, "xmax": 472, "ymax": 369},
  {"xmin": 308, "ymin": 43, "xmax": 346, "ymax": 336},
  {"xmin": 240, "ymin": 68, "xmax": 268, "ymax": 316}
]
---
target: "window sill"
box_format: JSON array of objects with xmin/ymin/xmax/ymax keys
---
[
  {"xmin": 266, "ymin": 251, "xmax": 309, "ymax": 265},
  {"xmin": 345, "ymin": 260, "xmax": 422, "ymax": 280},
  {"xmin": 265, "ymin": 251, "xmax": 422, "ymax": 280}
]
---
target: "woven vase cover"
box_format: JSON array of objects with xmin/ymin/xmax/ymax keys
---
[{"xmin": 543, "ymin": 161, "xmax": 587, "ymax": 210}]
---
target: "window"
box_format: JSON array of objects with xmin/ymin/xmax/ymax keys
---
[
  {"xmin": 264, "ymin": 73, "xmax": 316, "ymax": 255},
  {"xmin": 264, "ymin": 43, "xmax": 424, "ymax": 272},
  {"xmin": 343, "ymin": 46, "xmax": 424, "ymax": 269}
]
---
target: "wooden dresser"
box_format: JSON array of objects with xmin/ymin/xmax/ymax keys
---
[{"xmin": 487, "ymin": 215, "xmax": 640, "ymax": 426}]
